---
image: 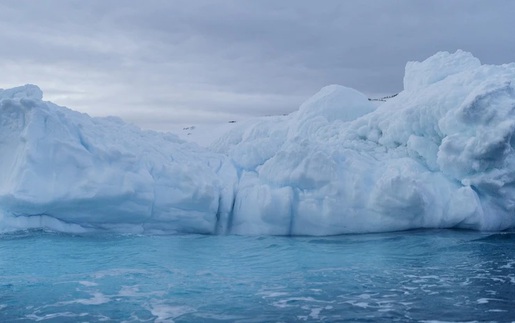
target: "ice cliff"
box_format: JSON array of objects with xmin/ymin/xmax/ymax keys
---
[
  {"xmin": 0, "ymin": 85, "xmax": 236, "ymax": 234},
  {"xmin": 1, "ymin": 50, "xmax": 515, "ymax": 235}
]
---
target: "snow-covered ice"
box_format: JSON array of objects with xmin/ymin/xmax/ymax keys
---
[{"xmin": 1, "ymin": 50, "xmax": 515, "ymax": 235}]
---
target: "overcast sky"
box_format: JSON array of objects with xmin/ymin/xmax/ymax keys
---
[{"xmin": 1, "ymin": 0, "xmax": 514, "ymax": 130}]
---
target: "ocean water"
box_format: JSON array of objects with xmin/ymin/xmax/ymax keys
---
[{"xmin": 0, "ymin": 230, "xmax": 514, "ymax": 322}]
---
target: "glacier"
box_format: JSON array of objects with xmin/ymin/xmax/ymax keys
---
[{"xmin": 1, "ymin": 50, "xmax": 515, "ymax": 235}]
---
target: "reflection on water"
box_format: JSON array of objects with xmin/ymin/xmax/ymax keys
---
[{"xmin": 0, "ymin": 229, "xmax": 514, "ymax": 322}]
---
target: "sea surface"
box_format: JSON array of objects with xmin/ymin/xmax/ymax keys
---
[{"xmin": 1, "ymin": 229, "xmax": 514, "ymax": 322}]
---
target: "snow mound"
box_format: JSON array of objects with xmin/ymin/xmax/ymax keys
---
[
  {"xmin": 1, "ymin": 50, "xmax": 515, "ymax": 235},
  {"xmin": 297, "ymin": 84, "xmax": 375, "ymax": 123}
]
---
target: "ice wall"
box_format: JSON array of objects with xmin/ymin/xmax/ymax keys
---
[
  {"xmin": 1, "ymin": 50, "xmax": 515, "ymax": 235},
  {"xmin": 214, "ymin": 50, "xmax": 515, "ymax": 234},
  {"xmin": 0, "ymin": 85, "xmax": 236, "ymax": 233}
]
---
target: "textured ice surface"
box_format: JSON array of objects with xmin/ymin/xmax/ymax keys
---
[
  {"xmin": 0, "ymin": 86, "xmax": 236, "ymax": 234},
  {"xmin": 1, "ymin": 50, "xmax": 515, "ymax": 234}
]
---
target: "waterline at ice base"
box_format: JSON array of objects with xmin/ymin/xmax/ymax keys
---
[{"xmin": 1, "ymin": 50, "xmax": 515, "ymax": 235}]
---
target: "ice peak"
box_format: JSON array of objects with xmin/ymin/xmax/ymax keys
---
[
  {"xmin": 403, "ymin": 50, "xmax": 481, "ymax": 91},
  {"xmin": 0, "ymin": 84, "xmax": 43, "ymax": 101}
]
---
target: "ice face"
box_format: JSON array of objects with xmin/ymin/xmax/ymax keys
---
[
  {"xmin": 0, "ymin": 88, "xmax": 237, "ymax": 234},
  {"xmin": 1, "ymin": 50, "xmax": 515, "ymax": 235}
]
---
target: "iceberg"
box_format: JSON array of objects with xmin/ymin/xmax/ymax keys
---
[{"xmin": 1, "ymin": 50, "xmax": 515, "ymax": 235}]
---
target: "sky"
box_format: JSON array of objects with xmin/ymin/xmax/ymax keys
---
[{"xmin": 1, "ymin": 0, "xmax": 514, "ymax": 131}]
